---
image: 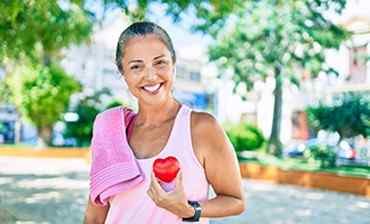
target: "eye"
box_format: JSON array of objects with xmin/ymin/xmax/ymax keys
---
[
  {"xmin": 155, "ymin": 60, "xmax": 168, "ymax": 67},
  {"xmin": 130, "ymin": 64, "xmax": 141, "ymax": 70}
]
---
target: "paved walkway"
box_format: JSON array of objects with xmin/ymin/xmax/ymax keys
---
[{"xmin": 0, "ymin": 157, "xmax": 369, "ymax": 224}]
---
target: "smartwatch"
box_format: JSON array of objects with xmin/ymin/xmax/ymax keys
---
[{"xmin": 182, "ymin": 200, "xmax": 202, "ymax": 222}]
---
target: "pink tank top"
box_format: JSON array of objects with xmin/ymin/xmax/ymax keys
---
[{"xmin": 104, "ymin": 104, "xmax": 210, "ymax": 224}]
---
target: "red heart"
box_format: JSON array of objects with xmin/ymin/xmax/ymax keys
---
[{"xmin": 153, "ymin": 156, "xmax": 180, "ymax": 183}]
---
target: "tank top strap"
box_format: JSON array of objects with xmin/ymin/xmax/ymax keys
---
[{"xmin": 166, "ymin": 104, "xmax": 193, "ymax": 152}]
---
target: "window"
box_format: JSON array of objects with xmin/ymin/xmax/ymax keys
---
[
  {"xmin": 348, "ymin": 44, "xmax": 368, "ymax": 83},
  {"xmin": 190, "ymin": 72, "xmax": 201, "ymax": 82}
]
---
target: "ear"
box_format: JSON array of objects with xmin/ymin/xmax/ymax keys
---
[
  {"xmin": 120, "ymin": 72, "xmax": 127, "ymax": 82},
  {"xmin": 120, "ymin": 74, "xmax": 130, "ymax": 90}
]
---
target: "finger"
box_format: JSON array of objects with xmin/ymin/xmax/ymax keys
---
[
  {"xmin": 147, "ymin": 187, "xmax": 156, "ymax": 202},
  {"xmin": 147, "ymin": 188, "xmax": 153, "ymax": 199},
  {"xmin": 151, "ymin": 172, "xmax": 166, "ymax": 195},
  {"xmin": 150, "ymin": 172, "xmax": 160, "ymax": 189}
]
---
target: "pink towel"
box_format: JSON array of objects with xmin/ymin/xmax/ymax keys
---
[{"xmin": 89, "ymin": 106, "xmax": 143, "ymax": 206}]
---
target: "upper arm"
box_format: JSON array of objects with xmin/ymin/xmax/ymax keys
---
[
  {"xmin": 84, "ymin": 197, "xmax": 110, "ymax": 224},
  {"xmin": 191, "ymin": 112, "xmax": 244, "ymax": 200}
]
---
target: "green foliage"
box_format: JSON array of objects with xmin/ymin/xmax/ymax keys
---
[
  {"xmin": 63, "ymin": 100, "xmax": 102, "ymax": 147},
  {"xmin": 226, "ymin": 123, "xmax": 265, "ymax": 153},
  {"xmin": 101, "ymin": 0, "xmax": 242, "ymax": 23},
  {"xmin": 307, "ymin": 93, "xmax": 370, "ymax": 139},
  {"xmin": 0, "ymin": 0, "xmax": 92, "ymax": 62},
  {"xmin": 0, "ymin": 80, "xmax": 12, "ymax": 104},
  {"xmin": 305, "ymin": 144, "xmax": 337, "ymax": 168},
  {"xmin": 21, "ymin": 64, "xmax": 81, "ymax": 127},
  {"xmin": 63, "ymin": 88, "xmax": 126, "ymax": 146},
  {"xmin": 207, "ymin": 0, "xmax": 350, "ymax": 92},
  {"xmin": 8, "ymin": 63, "xmax": 81, "ymax": 144}
]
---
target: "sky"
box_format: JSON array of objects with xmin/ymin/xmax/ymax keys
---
[
  {"xmin": 92, "ymin": 0, "xmax": 370, "ymax": 61},
  {"xmin": 90, "ymin": 1, "xmax": 213, "ymax": 61}
]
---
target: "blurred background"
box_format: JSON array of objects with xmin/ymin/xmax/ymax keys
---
[{"xmin": 0, "ymin": 0, "xmax": 369, "ymax": 223}]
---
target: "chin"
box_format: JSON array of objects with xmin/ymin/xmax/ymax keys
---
[
  {"xmin": 140, "ymin": 96, "xmax": 168, "ymax": 106},
  {"xmin": 138, "ymin": 88, "xmax": 172, "ymax": 106}
]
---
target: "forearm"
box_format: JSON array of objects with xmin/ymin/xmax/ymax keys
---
[
  {"xmin": 200, "ymin": 195, "xmax": 245, "ymax": 218},
  {"xmin": 182, "ymin": 195, "xmax": 245, "ymax": 218},
  {"xmin": 83, "ymin": 199, "xmax": 109, "ymax": 224},
  {"xmin": 83, "ymin": 216, "xmax": 106, "ymax": 224}
]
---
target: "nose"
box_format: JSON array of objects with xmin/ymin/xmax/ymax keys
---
[{"xmin": 144, "ymin": 66, "xmax": 157, "ymax": 81}]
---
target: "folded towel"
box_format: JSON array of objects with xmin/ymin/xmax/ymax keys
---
[{"xmin": 89, "ymin": 106, "xmax": 144, "ymax": 206}]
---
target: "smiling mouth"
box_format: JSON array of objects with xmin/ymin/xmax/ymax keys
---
[{"xmin": 141, "ymin": 83, "xmax": 164, "ymax": 95}]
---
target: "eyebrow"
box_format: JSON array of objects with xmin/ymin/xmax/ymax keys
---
[
  {"xmin": 128, "ymin": 59, "xmax": 143, "ymax": 64},
  {"xmin": 128, "ymin": 55, "xmax": 167, "ymax": 64},
  {"xmin": 153, "ymin": 54, "xmax": 165, "ymax": 60}
]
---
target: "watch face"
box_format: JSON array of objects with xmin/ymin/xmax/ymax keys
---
[{"xmin": 183, "ymin": 201, "xmax": 202, "ymax": 222}]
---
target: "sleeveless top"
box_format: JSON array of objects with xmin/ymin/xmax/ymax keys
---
[{"xmin": 104, "ymin": 104, "xmax": 210, "ymax": 224}]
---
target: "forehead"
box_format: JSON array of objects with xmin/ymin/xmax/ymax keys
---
[{"xmin": 123, "ymin": 34, "xmax": 171, "ymax": 60}]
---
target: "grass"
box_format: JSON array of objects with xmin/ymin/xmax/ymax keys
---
[
  {"xmin": 238, "ymin": 151, "xmax": 370, "ymax": 179},
  {"xmin": 0, "ymin": 144, "xmax": 34, "ymax": 149}
]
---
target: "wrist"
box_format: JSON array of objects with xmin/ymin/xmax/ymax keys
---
[
  {"xmin": 182, "ymin": 203, "xmax": 195, "ymax": 218},
  {"xmin": 182, "ymin": 201, "xmax": 202, "ymax": 222}
]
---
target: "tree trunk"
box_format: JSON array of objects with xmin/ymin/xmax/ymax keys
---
[
  {"xmin": 268, "ymin": 65, "xmax": 283, "ymax": 157},
  {"xmin": 37, "ymin": 126, "xmax": 52, "ymax": 148}
]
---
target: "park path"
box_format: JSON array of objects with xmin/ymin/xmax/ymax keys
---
[{"xmin": 0, "ymin": 157, "xmax": 369, "ymax": 224}]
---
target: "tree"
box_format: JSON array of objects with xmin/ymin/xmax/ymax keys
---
[
  {"xmin": 307, "ymin": 93, "xmax": 370, "ymax": 141},
  {"xmin": 7, "ymin": 63, "xmax": 81, "ymax": 145},
  {"xmin": 63, "ymin": 88, "xmax": 124, "ymax": 147},
  {"xmin": 204, "ymin": 0, "xmax": 350, "ymax": 156},
  {"xmin": 0, "ymin": 1, "xmax": 92, "ymax": 145},
  {"xmin": 0, "ymin": 0, "xmax": 92, "ymax": 64}
]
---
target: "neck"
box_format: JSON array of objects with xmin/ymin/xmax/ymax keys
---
[{"xmin": 136, "ymin": 98, "xmax": 181, "ymax": 127}]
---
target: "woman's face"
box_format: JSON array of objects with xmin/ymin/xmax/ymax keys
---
[{"xmin": 121, "ymin": 34, "xmax": 175, "ymax": 106}]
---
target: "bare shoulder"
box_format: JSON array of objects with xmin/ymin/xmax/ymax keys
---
[
  {"xmin": 191, "ymin": 111, "xmax": 219, "ymax": 131},
  {"xmin": 190, "ymin": 111, "xmax": 230, "ymax": 158},
  {"xmin": 191, "ymin": 111, "xmax": 224, "ymax": 141}
]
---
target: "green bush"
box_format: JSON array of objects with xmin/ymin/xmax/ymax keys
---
[
  {"xmin": 11, "ymin": 63, "xmax": 81, "ymax": 145},
  {"xmin": 226, "ymin": 123, "xmax": 265, "ymax": 153},
  {"xmin": 306, "ymin": 93, "xmax": 370, "ymax": 139},
  {"xmin": 63, "ymin": 88, "xmax": 126, "ymax": 147},
  {"xmin": 305, "ymin": 144, "xmax": 337, "ymax": 168}
]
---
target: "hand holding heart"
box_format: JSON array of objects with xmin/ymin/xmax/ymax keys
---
[
  {"xmin": 147, "ymin": 157, "xmax": 193, "ymax": 218},
  {"xmin": 147, "ymin": 171, "xmax": 193, "ymax": 218}
]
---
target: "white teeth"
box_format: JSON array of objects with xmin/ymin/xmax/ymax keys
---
[{"xmin": 143, "ymin": 84, "xmax": 161, "ymax": 92}]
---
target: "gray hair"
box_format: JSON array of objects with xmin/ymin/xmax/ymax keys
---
[{"xmin": 115, "ymin": 21, "xmax": 176, "ymax": 74}]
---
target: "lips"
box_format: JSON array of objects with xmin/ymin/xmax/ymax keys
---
[
  {"xmin": 141, "ymin": 83, "xmax": 163, "ymax": 94},
  {"xmin": 143, "ymin": 83, "xmax": 160, "ymax": 92}
]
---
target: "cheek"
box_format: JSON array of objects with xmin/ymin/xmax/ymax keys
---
[
  {"xmin": 160, "ymin": 67, "xmax": 174, "ymax": 81},
  {"xmin": 123, "ymin": 76, "xmax": 139, "ymax": 91}
]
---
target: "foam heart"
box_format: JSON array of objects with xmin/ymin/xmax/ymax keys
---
[{"xmin": 153, "ymin": 156, "xmax": 180, "ymax": 183}]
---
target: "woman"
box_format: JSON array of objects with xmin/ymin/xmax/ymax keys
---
[{"xmin": 84, "ymin": 21, "xmax": 245, "ymax": 224}]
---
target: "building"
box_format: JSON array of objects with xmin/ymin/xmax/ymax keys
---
[{"xmin": 288, "ymin": 0, "xmax": 370, "ymax": 142}]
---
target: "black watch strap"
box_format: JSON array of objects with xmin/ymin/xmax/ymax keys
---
[{"xmin": 182, "ymin": 200, "xmax": 202, "ymax": 222}]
